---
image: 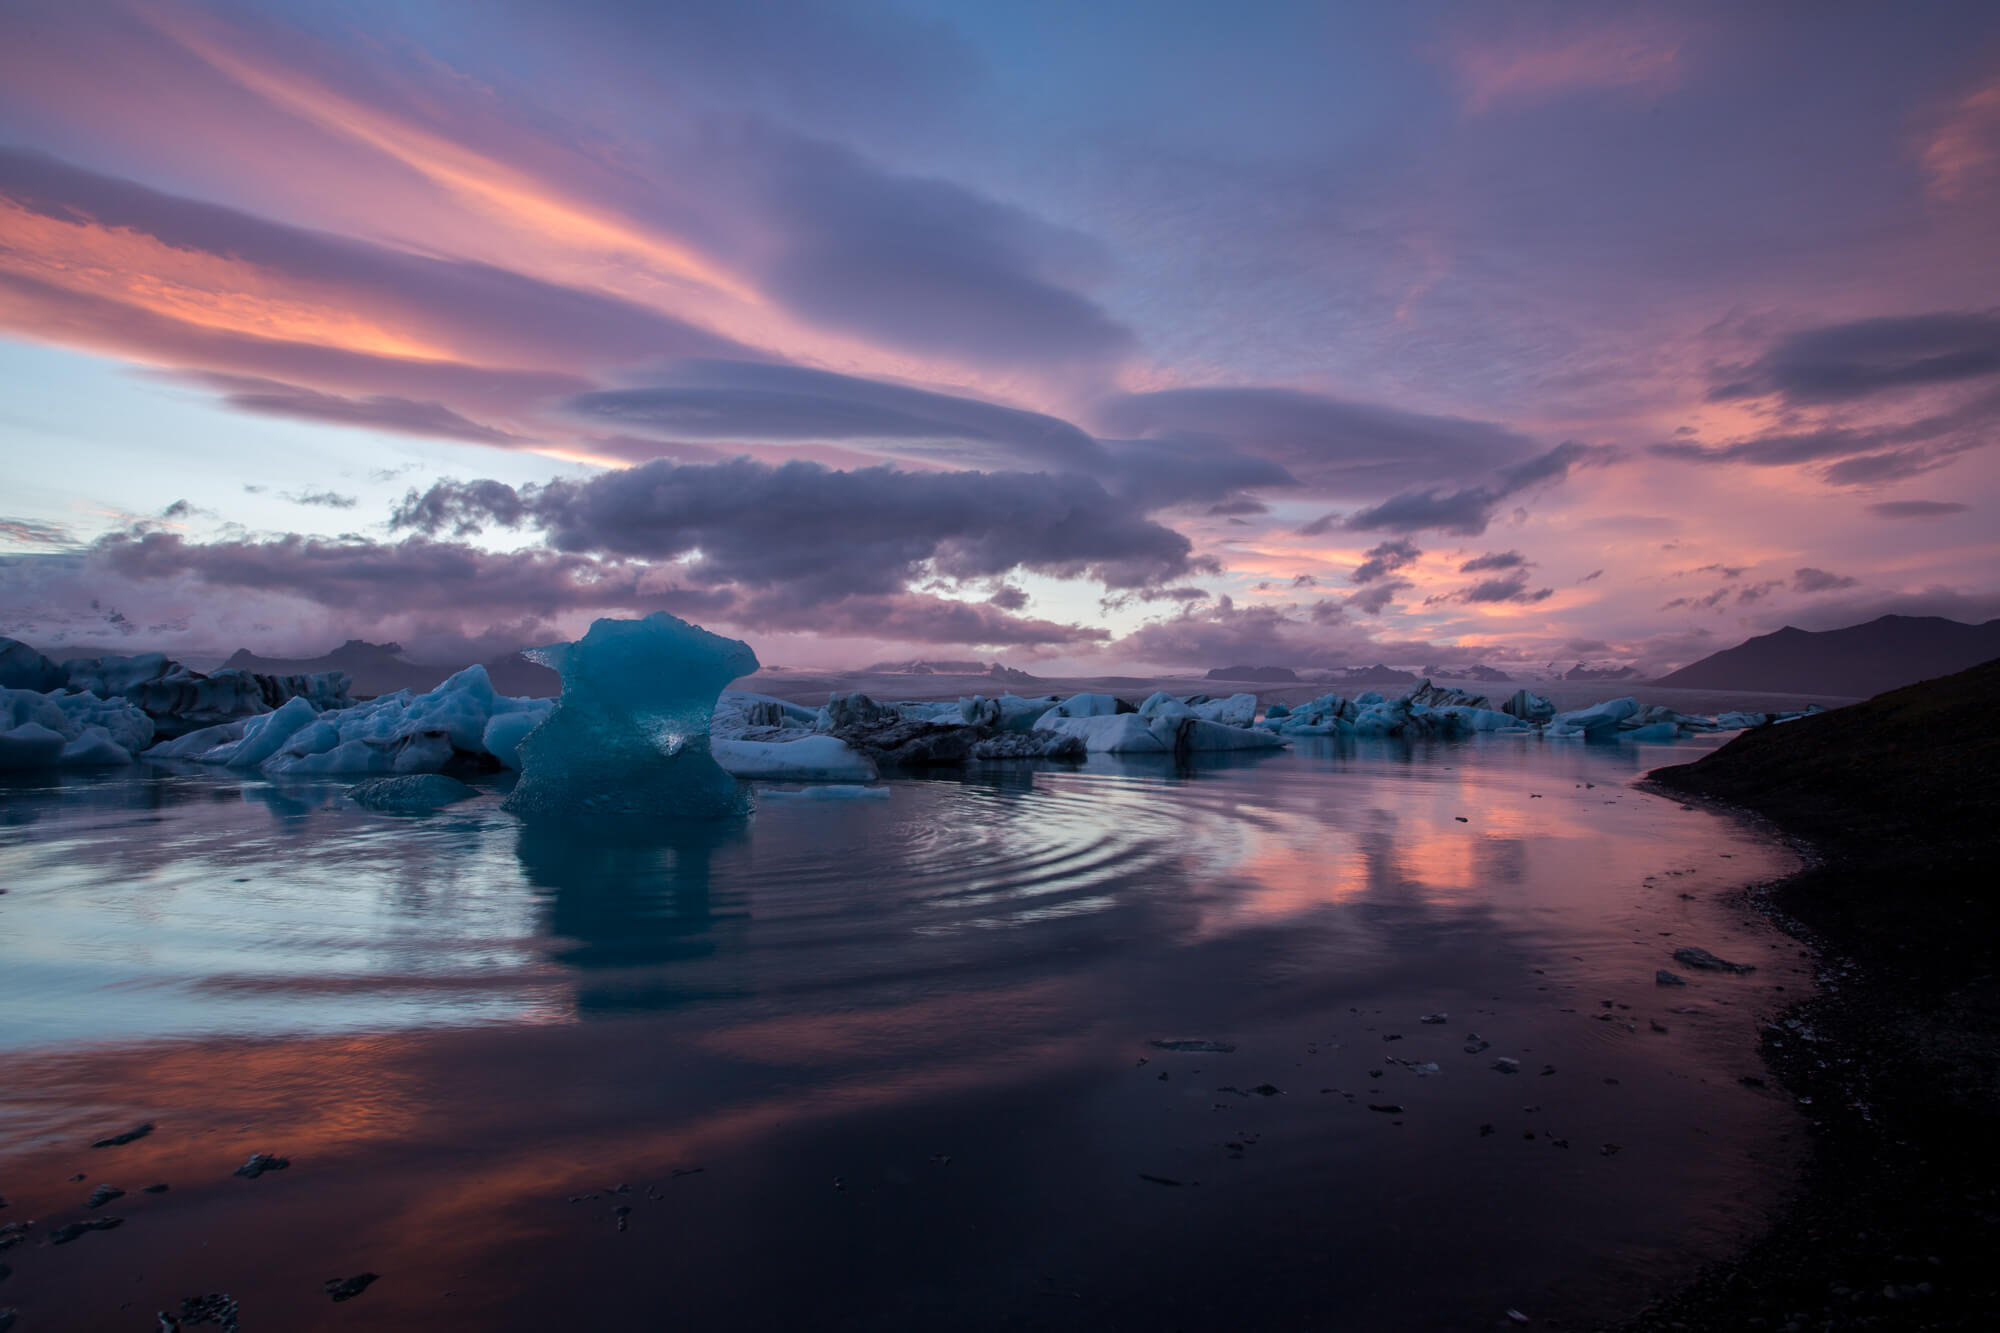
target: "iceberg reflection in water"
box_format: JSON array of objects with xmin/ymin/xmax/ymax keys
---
[{"xmin": 0, "ymin": 734, "xmax": 1805, "ymax": 1330}]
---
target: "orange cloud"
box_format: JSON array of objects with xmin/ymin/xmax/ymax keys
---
[{"xmin": 0, "ymin": 199, "xmax": 445, "ymax": 361}]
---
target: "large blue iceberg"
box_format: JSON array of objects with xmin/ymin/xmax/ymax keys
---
[{"xmin": 504, "ymin": 613, "xmax": 759, "ymax": 819}]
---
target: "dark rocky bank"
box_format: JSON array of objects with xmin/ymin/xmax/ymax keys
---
[{"xmin": 1622, "ymin": 657, "xmax": 2000, "ymax": 1332}]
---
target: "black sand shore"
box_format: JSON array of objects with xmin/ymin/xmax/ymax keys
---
[{"xmin": 1626, "ymin": 659, "xmax": 2000, "ymax": 1331}]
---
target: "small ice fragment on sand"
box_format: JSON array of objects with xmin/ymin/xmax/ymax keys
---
[
  {"xmin": 1672, "ymin": 947, "xmax": 1755, "ymax": 973},
  {"xmin": 233, "ymin": 1153, "xmax": 289, "ymax": 1179},
  {"xmin": 92, "ymin": 1122, "xmax": 153, "ymax": 1148}
]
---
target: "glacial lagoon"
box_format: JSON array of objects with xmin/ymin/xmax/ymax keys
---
[{"xmin": 0, "ymin": 735, "xmax": 1806, "ymax": 1331}]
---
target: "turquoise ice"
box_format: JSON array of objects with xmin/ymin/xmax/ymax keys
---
[{"xmin": 504, "ymin": 613, "xmax": 759, "ymax": 820}]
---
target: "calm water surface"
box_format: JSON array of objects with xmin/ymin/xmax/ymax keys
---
[{"xmin": 0, "ymin": 737, "xmax": 1808, "ymax": 1330}]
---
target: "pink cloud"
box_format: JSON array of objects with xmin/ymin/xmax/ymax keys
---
[{"xmin": 1449, "ymin": 19, "xmax": 1685, "ymax": 114}]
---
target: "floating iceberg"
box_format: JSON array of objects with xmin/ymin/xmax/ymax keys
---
[
  {"xmin": 1, "ymin": 687, "xmax": 155, "ymax": 769},
  {"xmin": 1034, "ymin": 713, "xmax": 1169, "ymax": 753},
  {"xmin": 143, "ymin": 666, "xmax": 551, "ymax": 776},
  {"xmin": 1034, "ymin": 710, "xmax": 1284, "ymax": 754},
  {"xmin": 1546, "ymin": 696, "xmax": 1641, "ymax": 738},
  {"xmin": 40, "ymin": 643, "xmax": 351, "ymax": 737},
  {"xmin": 504, "ymin": 613, "xmax": 757, "ymax": 820},
  {"xmin": 756, "ymin": 784, "xmax": 891, "ymax": 803},
  {"xmin": 713, "ymin": 735, "xmax": 878, "ymax": 781},
  {"xmin": 1045, "ymin": 692, "xmax": 1126, "ymax": 719}
]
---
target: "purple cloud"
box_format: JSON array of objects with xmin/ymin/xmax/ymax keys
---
[
  {"xmin": 1351, "ymin": 539, "xmax": 1422, "ymax": 585},
  {"xmin": 1095, "ymin": 386, "xmax": 1536, "ymax": 494}
]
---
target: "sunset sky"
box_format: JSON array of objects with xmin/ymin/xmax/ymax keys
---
[{"xmin": 3, "ymin": 0, "xmax": 1998, "ymax": 674}]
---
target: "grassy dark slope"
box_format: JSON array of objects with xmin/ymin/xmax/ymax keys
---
[{"xmin": 1626, "ymin": 658, "xmax": 2000, "ymax": 1331}]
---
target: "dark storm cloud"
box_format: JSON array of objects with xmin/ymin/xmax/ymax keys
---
[
  {"xmin": 1792, "ymin": 567, "xmax": 1859, "ymax": 593},
  {"xmin": 1712, "ymin": 312, "xmax": 2000, "ymax": 404},
  {"xmin": 0, "ymin": 148, "xmax": 754, "ymax": 368},
  {"xmin": 1866, "ymin": 499, "xmax": 1969, "ymax": 519},
  {"xmin": 1459, "ymin": 550, "xmax": 1527, "ymax": 572},
  {"xmin": 1094, "ymin": 386, "xmax": 1536, "ymax": 493},
  {"xmin": 1348, "ymin": 581, "xmax": 1409, "ymax": 615},
  {"xmin": 1428, "ymin": 569, "xmax": 1552, "ymax": 605},
  {"xmin": 736, "ymin": 591, "xmax": 1105, "ymax": 647},
  {"xmin": 1340, "ymin": 443, "xmax": 1603, "ymax": 536},
  {"xmin": 739, "ymin": 127, "xmax": 1134, "ymax": 372},
  {"xmin": 1351, "ymin": 538, "xmax": 1422, "ymax": 585},
  {"xmin": 392, "ymin": 458, "xmax": 1203, "ymax": 600},
  {"xmin": 568, "ymin": 360, "xmax": 1106, "ymax": 469}
]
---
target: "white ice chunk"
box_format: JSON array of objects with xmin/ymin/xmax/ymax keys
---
[
  {"xmin": 1553, "ymin": 696, "xmax": 1640, "ymax": 736},
  {"xmin": 141, "ymin": 720, "xmax": 247, "ymax": 760},
  {"xmin": 756, "ymin": 784, "xmax": 891, "ymax": 802},
  {"xmin": 1, "ymin": 686, "xmax": 152, "ymax": 767},
  {"xmin": 713, "ymin": 735, "xmax": 878, "ymax": 781},
  {"xmin": 221, "ymin": 696, "xmax": 322, "ymax": 768},
  {"xmin": 1145, "ymin": 716, "xmax": 1287, "ymax": 751},
  {"xmin": 1035, "ymin": 713, "xmax": 1170, "ymax": 753},
  {"xmin": 1047, "ymin": 692, "xmax": 1123, "ymax": 718},
  {"xmin": 58, "ymin": 725, "xmax": 133, "ymax": 766},
  {"xmin": 481, "ymin": 710, "xmax": 542, "ymax": 770},
  {"xmin": 957, "ymin": 694, "xmax": 1058, "ymax": 731},
  {"xmin": 1435, "ymin": 706, "xmax": 1533, "ymax": 733},
  {"xmin": 1188, "ymin": 693, "xmax": 1258, "ymax": 727}
]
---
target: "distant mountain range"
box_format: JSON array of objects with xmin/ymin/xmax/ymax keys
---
[
  {"xmin": 1653, "ymin": 615, "xmax": 2000, "ymax": 696},
  {"xmin": 864, "ymin": 659, "xmax": 1041, "ymax": 683},
  {"xmin": 222, "ymin": 640, "xmax": 560, "ymax": 698},
  {"xmin": 1422, "ymin": 663, "xmax": 1513, "ymax": 683},
  {"xmin": 1206, "ymin": 665, "xmax": 1299, "ymax": 682}
]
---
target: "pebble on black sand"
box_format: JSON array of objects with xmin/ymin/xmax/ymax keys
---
[{"xmin": 158, "ymin": 1292, "xmax": 239, "ymax": 1332}]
